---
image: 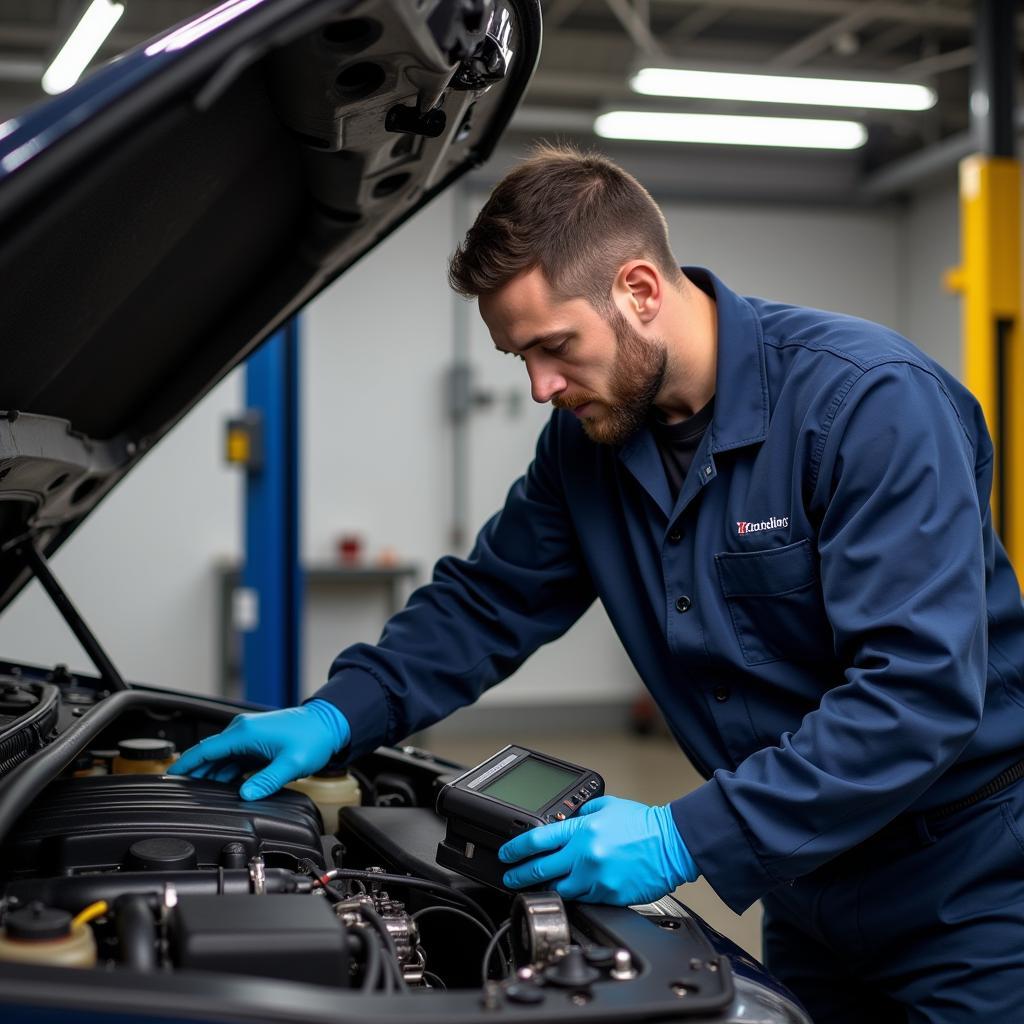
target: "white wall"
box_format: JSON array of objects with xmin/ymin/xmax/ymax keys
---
[
  {"xmin": 299, "ymin": 193, "xmax": 458, "ymax": 698},
  {"xmin": 0, "ymin": 165, "xmax": 967, "ymax": 710},
  {"xmin": 0, "ymin": 373, "xmax": 244, "ymax": 694},
  {"xmin": 904, "ymin": 181, "xmax": 962, "ymax": 375}
]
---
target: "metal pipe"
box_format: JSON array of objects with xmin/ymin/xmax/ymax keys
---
[
  {"xmin": 971, "ymin": 0, "xmax": 1016, "ymax": 158},
  {"xmin": 18, "ymin": 540, "xmax": 127, "ymax": 692}
]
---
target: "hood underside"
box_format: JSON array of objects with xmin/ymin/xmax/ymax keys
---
[{"xmin": 0, "ymin": 0, "xmax": 539, "ymax": 609}]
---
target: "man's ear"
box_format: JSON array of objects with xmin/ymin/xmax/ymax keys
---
[{"xmin": 615, "ymin": 261, "xmax": 662, "ymax": 324}]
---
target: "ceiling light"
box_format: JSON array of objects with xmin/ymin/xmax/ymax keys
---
[
  {"xmin": 42, "ymin": 0, "xmax": 125, "ymax": 95},
  {"xmin": 631, "ymin": 67, "xmax": 936, "ymax": 112},
  {"xmin": 594, "ymin": 110, "xmax": 867, "ymax": 150}
]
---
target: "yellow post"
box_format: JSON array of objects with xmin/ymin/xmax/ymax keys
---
[{"xmin": 945, "ymin": 155, "xmax": 1022, "ymax": 564}]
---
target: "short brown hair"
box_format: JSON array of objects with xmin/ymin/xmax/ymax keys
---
[{"xmin": 448, "ymin": 142, "xmax": 681, "ymax": 310}]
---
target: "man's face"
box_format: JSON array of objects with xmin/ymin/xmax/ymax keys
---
[{"xmin": 479, "ymin": 267, "xmax": 667, "ymax": 445}]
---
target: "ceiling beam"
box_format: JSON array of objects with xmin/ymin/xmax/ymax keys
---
[
  {"xmin": 542, "ymin": 0, "xmax": 587, "ymax": 31},
  {"xmin": 898, "ymin": 45, "xmax": 975, "ymax": 78},
  {"xmin": 668, "ymin": 5, "xmax": 730, "ymax": 42},
  {"xmin": 602, "ymin": 0, "xmax": 666, "ymax": 56},
  {"xmin": 0, "ymin": 54, "xmax": 43, "ymax": 82},
  {"xmin": 767, "ymin": 0, "xmax": 887, "ymax": 68},
  {"xmin": 0, "ymin": 24, "xmax": 148, "ymax": 50},
  {"xmin": 649, "ymin": 0, "xmax": 991, "ymax": 31}
]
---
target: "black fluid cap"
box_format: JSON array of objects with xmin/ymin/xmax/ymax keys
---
[
  {"xmin": 5, "ymin": 901, "xmax": 73, "ymax": 941},
  {"xmin": 126, "ymin": 837, "xmax": 197, "ymax": 872},
  {"xmin": 544, "ymin": 946, "xmax": 600, "ymax": 989},
  {"xmin": 505, "ymin": 982, "xmax": 546, "ymax": 1005},
  {"xmin": 220, "ymin": 842, "xmax": 248, "ymax": 869},
  {"xmin": 582, "ymin": 945, "xmax": 617, "ymax": 967},
  {"xmin": 118, "ymin": 738, "xmax": 174, "ymax": 761}
]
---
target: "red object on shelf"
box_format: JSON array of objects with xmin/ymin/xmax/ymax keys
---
[{"xmin": 337, "ymin": 534, "xmax": 363, "ymax": 564}]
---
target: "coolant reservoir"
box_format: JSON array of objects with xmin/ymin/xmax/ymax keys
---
[
  {"xmin": 286, "ymin": 770, "xmax": 362, "ymax": 832},
  {"xmin": 0, "ymin": 902, "xmax": 97, "ymax": 968},
  {"xmin": 112, "ymin": 738, "xmax": 176, "ymax": 775}
]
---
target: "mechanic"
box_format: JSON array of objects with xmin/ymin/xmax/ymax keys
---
[{"xmin": 171, "ymin": 145, "xmax": 1024, "ymax": 1023}]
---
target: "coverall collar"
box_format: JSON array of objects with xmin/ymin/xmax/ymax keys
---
[
  {"xmin": 617, "ymin": 267, "xmax": 770, "ymax": 518},
  {"xmin": 684, "ymin": 266, "xmax": 769, "ymax": 454}
]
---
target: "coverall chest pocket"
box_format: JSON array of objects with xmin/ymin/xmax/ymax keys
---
[{"xmin": 715, "ymin": 538, "xmax": 833, "ymax": 665}]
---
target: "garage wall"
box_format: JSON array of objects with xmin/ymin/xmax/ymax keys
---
[
  {"xmin": 903, "ymin": 181, "xmax": 962, "ymax": 377},
  {"xmin": 0, "ymin": 165, "xmax": 965, "ymax": 711},
  {"xmin": 0, "ymin": 373, "xmax": 244, "ymax": 691}
]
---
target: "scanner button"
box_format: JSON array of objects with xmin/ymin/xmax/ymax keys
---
[
  {"xmin": 555, "ymin": 812, "xmax": 566, "ymax": 820},
  {"xmin": 589, "ymin": 780, "xmax": 599, "ymax": 790}
]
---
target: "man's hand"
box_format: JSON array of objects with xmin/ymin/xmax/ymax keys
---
[
  {"xmin": 498, "ymin": 795, "xmax": 699, "ymax": 904},
  {"xmin": 167, "ymin": 700, "xmax": 351, "ymax": 800}
]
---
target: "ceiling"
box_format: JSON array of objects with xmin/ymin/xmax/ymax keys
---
[{"xmin": 0, "ymin": 1, "xmax": 1020, "ymax": 204}]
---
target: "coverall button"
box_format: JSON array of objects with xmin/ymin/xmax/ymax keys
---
[
  {"xmin": 668, "ymin": 529, "xmax": 682, "ymax": 543},
  {"xmin": 675, "ymin": 595, "xmax": 692, "ymax": 613},
  {"xmin": 713, "ymin": 685, "xmax": 730, "ymax": 702}
]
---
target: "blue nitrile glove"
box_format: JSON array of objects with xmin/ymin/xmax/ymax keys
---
[
  {"xmin": 498, "ymin": 795, "xmax": 699, "ymax": 904},
  {"xmin": 167, "ymin": 700, "xmax": 351, "ymax": 801}
]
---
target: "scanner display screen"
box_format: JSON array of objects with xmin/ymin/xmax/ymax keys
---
[{"xmin": 478, "ymin": 756, "xmax": 579, "ymax": 812}]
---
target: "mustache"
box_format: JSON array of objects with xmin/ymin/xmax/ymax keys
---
[{"xmin": 551, "ymin": 391, "xmax": 601, "ymax": 411}]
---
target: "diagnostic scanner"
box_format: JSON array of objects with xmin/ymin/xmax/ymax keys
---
[{"xmin": 435, "ymin": 744, "xmax": 605, "ymax": 889}]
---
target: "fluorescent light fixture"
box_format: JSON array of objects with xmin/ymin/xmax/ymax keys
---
[
  {"xmin": 42, "ymin": 0, "xmax": 125, "ymax": 95},
  {"xmin": 595, "ymin": 110, "xmax": 867, "ymax": 150},
  {"xmin": 632, "ymin": 67, "xmax": 936, "ymax": 112}
]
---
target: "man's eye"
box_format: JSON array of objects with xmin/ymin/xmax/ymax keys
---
[{"xmin": 543, "ymin": 340, "xmax": 568, "ymax": 356}]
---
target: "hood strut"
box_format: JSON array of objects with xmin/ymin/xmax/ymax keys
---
[{"xmin": 15, "ymin": 540, "xmax": 128, "ymax": 692}]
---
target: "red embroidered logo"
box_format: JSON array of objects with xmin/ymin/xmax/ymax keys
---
[{"xmin": 737, "ymin": 517, "xmax": 789, "ymax": 535}]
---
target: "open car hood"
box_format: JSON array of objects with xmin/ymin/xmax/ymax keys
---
[{"xmin": 0, "ymin": 0, "xmax": 539, "ymax": 611}]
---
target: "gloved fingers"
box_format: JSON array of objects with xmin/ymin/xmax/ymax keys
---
[
  {"xmin": 208, "ymin": 763, "xmax": 243, "ymax": 785},
  {"xmin": 183, "ymin": 760, "xmax": 223, "ymax": 780},
  {"xmin": 502, "ymin": 847, "xmax": 574, "ymax": 889},
  {"xmin": 574, "ymin": 795, "xmax": 613, "ymax": 816},
  {"xmin": 551, "ymin": 873, "xmax": 596, "ymax": 902},
  {"xmin": 168, "ymin": 726, "xmax": 251, "ymax": 776},
  {"xmin": 166, "ymin": 742, "xmax": 210, "ymax": 776},
  {"xmin": 239, "ymin": 753, "xmax": 304, "ymax": 801},
  {"xmin": 499, "ymin": 817, "xmax": 582, "ymax": 865}
]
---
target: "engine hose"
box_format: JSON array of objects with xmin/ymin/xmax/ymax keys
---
[
  {"xmin": 115, "ymin": 895, "xmax": 157, "ymax": 971},
  {"xmin": 5, "ymin": 868, "xmax": 312, "ymax": 911},
  {"xmin": 350, "ymin": 929, "xmax": 382, "ymax": 992},
  {"xmin": 0, "ymin": 684, "xmax": 59, "ymax": 780}
]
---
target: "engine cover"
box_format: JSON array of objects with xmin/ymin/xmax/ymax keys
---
[
  {"xmin": 1, "ymin": 774, "xmax": 324, "ymax": 878},
  {"xmin": 169, "ymin": 894, "xmax": 350, "ymax": 988}
]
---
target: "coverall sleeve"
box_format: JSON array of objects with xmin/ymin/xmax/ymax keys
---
[
  {"xmin": 674, "ymin": 361, "xmax": 988, "ymax": 913},
  {"xmin": 311, "ymin": 414, "xmax": 596, "ymax": 761}
]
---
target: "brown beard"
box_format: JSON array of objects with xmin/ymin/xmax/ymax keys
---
[{"xmin": 553, "ymin": 308, "xmax": 667, "ymax": 445}]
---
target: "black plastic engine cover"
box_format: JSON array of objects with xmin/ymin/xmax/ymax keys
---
[
  {"xmin": 338, "ymin": 805, "xmax": 491, "ymax": 896},
  {"xmin": 0, "ymin": 774, "xmax": 324, "ymax": 878},
  {"xmin": 169, "ymin": 894, "xmax": 350, "ymax": 988}
]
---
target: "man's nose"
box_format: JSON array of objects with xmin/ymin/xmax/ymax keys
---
[{"xmin": 528, "ymin": 364, "xmax": 567, "ymax": 404}]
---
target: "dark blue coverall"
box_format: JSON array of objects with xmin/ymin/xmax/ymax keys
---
[{"xmin": 316, "ymin": 268, "xmax": 1024, "ymax": 1023}]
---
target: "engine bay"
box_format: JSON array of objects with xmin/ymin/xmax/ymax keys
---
[{"xmin": 0, "ymin": 666, "xmax": 809, "ymax": 1023}]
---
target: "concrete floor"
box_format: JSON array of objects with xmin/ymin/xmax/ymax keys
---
[{"xmin": 417, "ymin": 728, "xmax": 764, "ymax": 962}]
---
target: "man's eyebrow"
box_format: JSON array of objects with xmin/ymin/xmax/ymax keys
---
[{"xmin": 495, "ymin": 330, "xmax": 572, "ymax": 354}]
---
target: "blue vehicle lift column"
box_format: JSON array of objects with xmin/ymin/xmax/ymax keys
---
[{"xmin": 236, "ymin": 321, "xmax": 303, "ymax": 707}]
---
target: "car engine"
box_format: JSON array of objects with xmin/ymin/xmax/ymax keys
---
[{"xmin": 0, "ymin": 669, "xmax": 811, "ymax": 1023}]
